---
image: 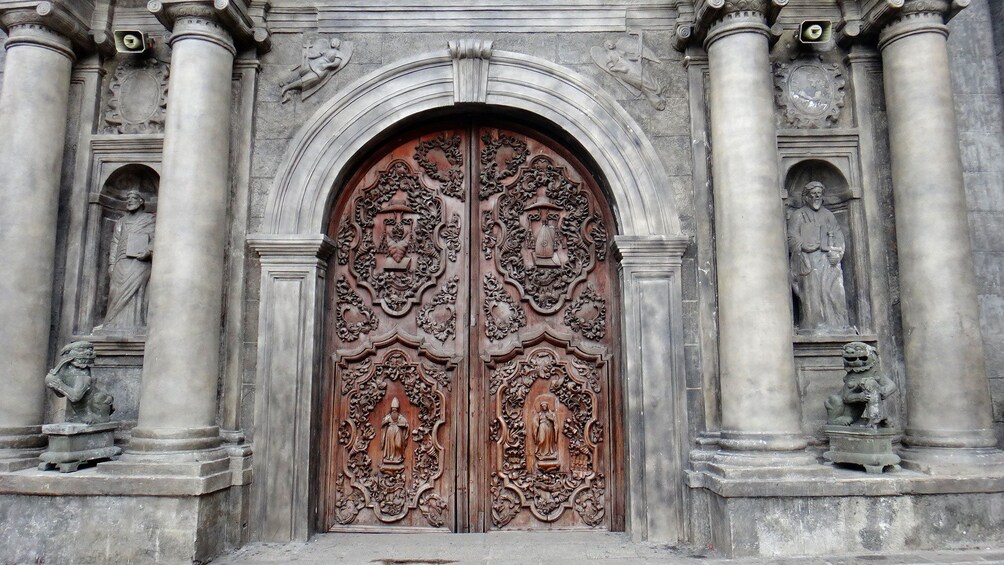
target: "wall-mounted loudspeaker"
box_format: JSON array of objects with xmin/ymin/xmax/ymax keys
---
[
  {"xmin": 798, "ymin": 20, "xmax": 833, "ymax": 44},
  {"xmin": 113, "ymin": 30, "xmax": 151, "ymax": 54}
]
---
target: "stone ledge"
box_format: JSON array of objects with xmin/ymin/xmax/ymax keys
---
[{"xmin": 687, "ymin": 464, "xmax": 1004, "ymax": 498}]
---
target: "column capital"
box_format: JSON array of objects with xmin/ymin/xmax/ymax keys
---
[
  {"xmin": 0, "ymin": 1, "xmax": 101, "ymax": 58},
  {"xmin": 837, "ymin": 0, "xmax": 967, "ymax": 46},
  {"xmin": 147, "ymin": 0, "xmax": 270, "ymax": 53},
  {"xmin": 248, "ymin": 234, "xmax": 336, "ymax": 264},
  {"xmin": 613, "ymin": 234, "xmax": 689, "ymax": 268},
  {"xmin": 674, "ymin": 0, "xmax": 787, "ymax": 50}
]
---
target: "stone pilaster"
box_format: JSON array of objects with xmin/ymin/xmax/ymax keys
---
[
  {"xmin": 0, "ymin": 2, "xmax": 94, "ymax": 471},
  {"xmin": 128, "ymin": 2, "xmax": 241, "ymax": 455},
  {"xmin": 613, "ymin": 235, "xmax": 689, "ymax": 542},
  {"xmin": 698, "ymin": 1, "xmax": 815, "ymax": 470},
  {"xmin": 873, "ymin": 0, "xmax": 1004, "ymax": 473}
]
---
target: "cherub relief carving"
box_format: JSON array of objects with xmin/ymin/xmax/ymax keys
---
[
  {"xmin": 590, "ymin": 34, "xmax": 666, "ymax": 110},
  {"xmin": 280, "ymin": 37, "xmax": 354, "ymax": 103}
]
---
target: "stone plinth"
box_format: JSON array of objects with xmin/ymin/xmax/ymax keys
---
[
  {"xmin": 39, "ymin": 422, "xmax": 121, "ymax": 473},
  {"xmin": 824, "ymin": 425, "xmax": 901, "ymax": 474}
]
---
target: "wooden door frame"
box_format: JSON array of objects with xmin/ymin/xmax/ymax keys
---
[{"xmin": 248, "ymin": 45, "xmax": 690, "ymax": 544}]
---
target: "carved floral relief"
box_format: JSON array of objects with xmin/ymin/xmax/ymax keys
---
[
  {"xmin": 774, "ymin": 59, "xmax": 846, "ymax": 128},
  {"xmin": 103, "ymin": 58, "xmax": 169, "ymax": 134}
]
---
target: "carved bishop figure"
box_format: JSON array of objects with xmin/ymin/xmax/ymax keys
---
[{"xmin": 380, "ymin": 397, "xmax": 409, "ymax": 470}]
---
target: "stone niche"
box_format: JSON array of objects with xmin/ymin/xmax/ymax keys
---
[
  {"xmin": 779, "ymin": 147, "xmax": 882, "ymax": 444},
  {"xmin": 63, "ymin": 163, "xmax": 160, "ymax": 428}
]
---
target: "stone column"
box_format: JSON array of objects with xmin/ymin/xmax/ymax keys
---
[
  {"xmin": 128, "ymin": 7, "xmax": 237, "ymax": 454},
  {"xmin": 702, "ymin": 1, "xmax": 813, "ymax": 467},
  {"xmin": 0, "ymin": 5, "xmax": 85, "ymax": 470},
  {"xmin": 877, "ymin": 0, "xmax": 1003, "ymax": 471}
]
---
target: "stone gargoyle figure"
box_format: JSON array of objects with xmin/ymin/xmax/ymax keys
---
[
  {"xmin": 44, "ymin": 341, "xmax": 115, "ymax": 424},
  {"xmin": 824, "ymin": 341, "xmax": 896, "ymax": 428}
]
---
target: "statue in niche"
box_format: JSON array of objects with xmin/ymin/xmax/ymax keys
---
[
  {"xmin": 280, "ymin": 37, "xmax": 353, "ymax": 103},
  {"xmin": 787, "ymin": 181, "xmax": 850, "ymax": 333},
  {"xmin": 590, "ymin": 34, "xmax": 667, "ymax": 110},
  {"xmin": 380, "ymin": 397, "xmax": 409, "ymax": 471},
  {"xmin": 825, "ymin": 342, "xmax": 896, "ymax": 428},
  {"xmin": 96, "ymin": 188, "xmax": 155, "ymax": 334},
  {"xmin": 532, "ymin": 399, "xmax": 560, "ymax": 472},
  {"xmin": 44, "ymin": 341, "xmax": 114, "ymax": 425}
]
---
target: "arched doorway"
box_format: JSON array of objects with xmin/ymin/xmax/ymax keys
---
[{"xmin": 320, "ymin": 122, "xmax": 622, "ymax": 533}]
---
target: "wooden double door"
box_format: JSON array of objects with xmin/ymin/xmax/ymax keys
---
[{"xmin": 322, "ymin": 123, "xmax": 621, "ymax": 533}]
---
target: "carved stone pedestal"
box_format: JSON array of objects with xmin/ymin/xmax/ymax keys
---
[
  {"xmin": 824, "ymin": 425, "xmax": 900, "ymax": 474},
  {"xmin": 39, "ymin": 422, "xmax": 122, "ymax": 473}
]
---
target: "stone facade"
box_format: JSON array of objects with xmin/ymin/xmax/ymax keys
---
[{"xmin": 0, "ymin": 0, "xmax": 1002, "ymax": 562}]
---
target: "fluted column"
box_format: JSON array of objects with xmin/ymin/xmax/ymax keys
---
[
  {"xmin": 702, "ymin": 0, "xmax": 813, "ymax": 467},
  {"xmin": 0, "ymin": 6, "xmax": 83, "ymax": 469},
  {"xmin": 877, "ymin": 0, "xmax": 1003, "ymax": 471},
  {"xmin": 129, "ymin": 7, "xmax": 237, "ymax": 454}
]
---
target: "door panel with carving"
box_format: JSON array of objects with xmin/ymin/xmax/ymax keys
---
[{"xmin": 323, "ymin": 125, "xmax": 619, "ymax": 533}]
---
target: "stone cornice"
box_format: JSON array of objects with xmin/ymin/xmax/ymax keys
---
[
  {"xmin": 248, "ymin": 234, "xmax": 336, "ymax": 262},
  {"xmin": 674, "ymin": 0, "xmax": 787, "ymax": 51},
  {"xmin": 147, "ymin": 0, "xmax": 270, "ymax": 53},
  {"xmin": 836, "ymin": 0, "xmax": 968, "ymax": 46},
  {"xmin": 0, "ymin": 1, "xmax": 102, "ymax": 55}
]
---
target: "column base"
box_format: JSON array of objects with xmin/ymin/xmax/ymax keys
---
[
  {"xmin": 698, "ymin": 449, "xmax": 827, "ymax": 480},
  {"xmin": 0, "ymin": 426, "xmax": 46, "ymax": 471},
  {"xmin": 127, "ymin": 425, "xmax": 223, "ymax": 452},
  {"xmin": 898, "ymin": 446, "xmax": 1004, "ymax": 477}
]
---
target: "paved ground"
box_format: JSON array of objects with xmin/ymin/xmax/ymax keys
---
[{"xmin": 214, "ymin": 532, "xmax": 1004, "ymax": 564}]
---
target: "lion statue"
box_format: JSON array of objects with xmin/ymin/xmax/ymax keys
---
[
  {"xmin": 824, "ymin": 341, "xmax": 896, "ymax": 428},
  {"xmin": 44, "ymin": 341, "xmax": 115, "ymax": 424}
]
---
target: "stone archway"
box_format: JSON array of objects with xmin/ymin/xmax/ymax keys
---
[{"xmin": 249, "ymin": 42, "xmax": 690, "ymax": 544}]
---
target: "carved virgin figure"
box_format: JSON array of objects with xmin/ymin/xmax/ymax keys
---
[
  {"xmin": 96, "ymin": 189, "xmax": 155, "ymax": 333},
  {"xmin": 380, "ymin": 397, "xmax": 409, "ymax": 470},
  {"xmin": 533, "ymin": 400, "xmax": 560, "ymax": 471},
  {"xmin": 787, "ymin": 181, "xmax": 849, "ymax": 333},
  {"xmin": 44, "ymin": 341, "xmax": 114, "ymax": 424}
]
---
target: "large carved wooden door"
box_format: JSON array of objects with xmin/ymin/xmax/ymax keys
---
[{"xmin": 323, "ymin": 124, "xmax": 620, "ymax": 534}]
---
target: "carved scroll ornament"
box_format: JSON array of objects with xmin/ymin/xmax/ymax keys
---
[{"xmin": 774, "ymin": 59, "xmax": 846, "ymax": 129}]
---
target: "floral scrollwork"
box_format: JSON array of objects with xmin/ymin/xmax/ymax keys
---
[
  {"xmin": 490, "ymin": 472, "xmax": 522, "ymax": 528},
  {"xmin": 332, "ymin": 473, "xmax": 366, "ymax": 525},
  {"xmin": 336, "ymin": 217, "xmax": 355, "ymax": 266},
  {"xmin": 418, "ymin": 490, "xmax": 449, "ymax": 528},
  {"xmin": 334, "ymin": 276, "xmax": 379, "ymax": 342},
  {"xmin": 417, "ymin": 276, "xmax": 459, "ymax": 343},
  {"xmin": 563, "ymin": 284, "xmax": 607, "ymax": 341},
  {"xmin": 572, "ymin": 475, "xmax": 606, "ymax": 527},
  {"xmin": 483, "ymin": 273, "xmax": 527, "ymax": 341},
  {"xmin": 479, "ymin": 132, "xmax": 530, "ymax": 200},
  {"xmin": 441, "ymin": 213, "xmax": 462, "ymax": 262},
  {"xmin": 481, "ymin": 209, "xmax": 498, "ymax": 260},
  {"xmin": 415, "ymin": 135, "xmax": 465, "ymax": 201}
]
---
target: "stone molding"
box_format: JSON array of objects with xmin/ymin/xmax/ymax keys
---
[
  {"xmin": 612, "ymin": 234, "xmax": 689, "ymax": 267},
  {"xmin": 167, "ymin": 14, "xmax": 236, "ymax": 55},
  {"xmin": 0, "ymin": 1, "xmax": 98, "ymax": 54},
  {"xmin": 147, "ymin": 0, "xmax": 269, "ymax": 51},
  {"xmin": 675, "ymin": 0, "xmax": 786, "ymax": 50},
  {"xmin": 248, "ymin": 234, "xmax": 336, "ymax": 262},
  {"xmin": 261, "ymin": 48, "xmax": 682, "ymax": 239},
  {"xmin": 837, "ymin": 0, "xmax": 966, "ymax": 46}
]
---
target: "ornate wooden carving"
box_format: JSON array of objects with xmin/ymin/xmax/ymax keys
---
[
  {"xmin": 479, "ymin": 132, "xmax": 529, "ymax": 200},
  {"xmin": 483, "ymin": 274, "xmax": 527, "ymax": 341},
  {"xmin": 417, "ymin": 276, "xmax": 459, "ymax": 343},
  {"xmin": 415, "ymin": 135, "xmax": 465, "ymax": 201},
  {"xmin": 486, "ymin": 331, "xmax": 608, "ymax": 528},
  {"xmin": 333, "ymin": 335, "xmax": 456, "ymax": 526},
  {"xmin": 563, "ymin": 284, "xmax": 607, "ymax": 341},
  {"xmin": 347, "ymin": 160, "xmax": 447, "ymax": 316},
  {"xmin": 334, "ymin": 275, "xmax": 379, "ymax": 342},
  {"xmin": 325, "ymin": 126, "xmax": 618, "ymax": 533},
  {"xmin": 493, "ymin": 155, "xmax": 607, "ymax": 314}
]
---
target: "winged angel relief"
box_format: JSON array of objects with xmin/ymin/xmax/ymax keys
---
[
  {"xmin": 280, "ymin": 37, "xmax": 354, "ymax": 103},
  {"xmin": 590, "ymin": 33, "xmax": 667, "ymax": 110}
]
